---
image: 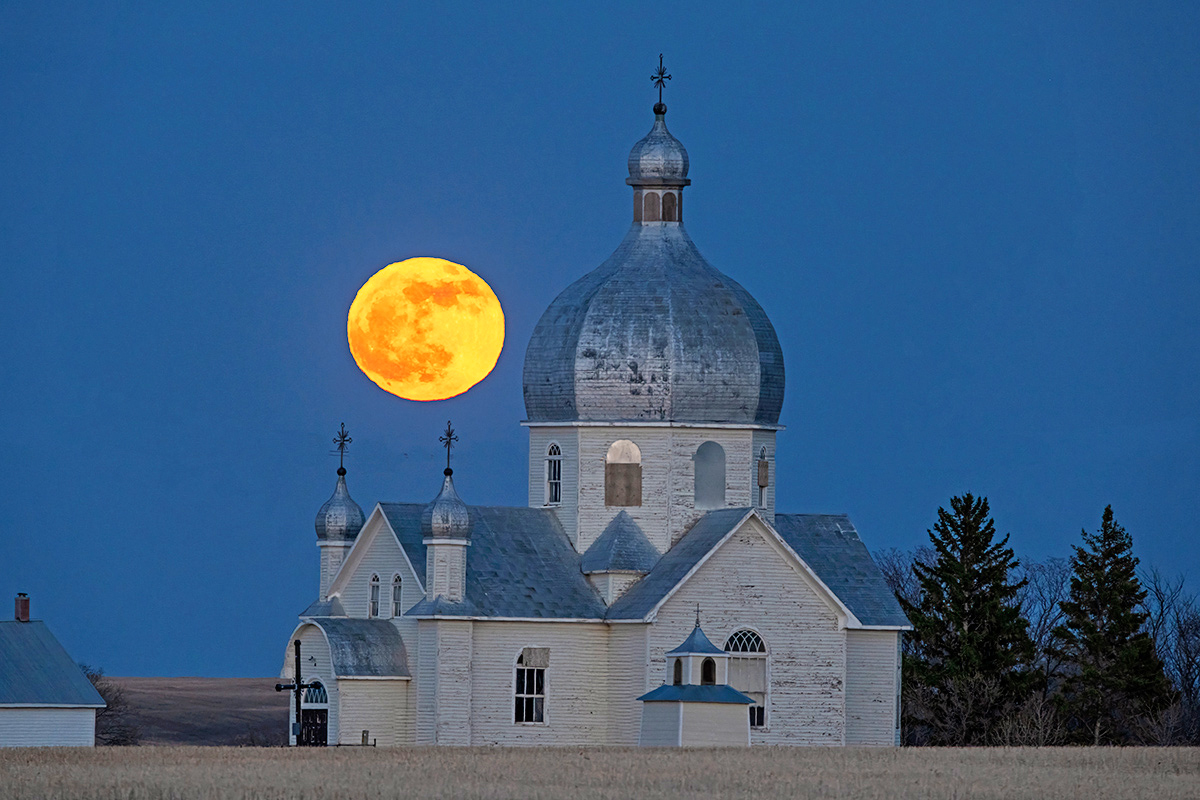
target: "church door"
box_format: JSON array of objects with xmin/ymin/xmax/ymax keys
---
[{"xmin": 299, "ymin": 709, "xmax": 328, "ymax": 746}]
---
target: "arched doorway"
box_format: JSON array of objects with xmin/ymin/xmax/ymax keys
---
[{"xmin": 300, "ymin": 681, "xmax": 329, "ymax": 746}]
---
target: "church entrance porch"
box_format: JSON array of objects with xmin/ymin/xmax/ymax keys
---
[{"xmin": 299, "ymin": 709, "xmax": 328, "ymax": 746}]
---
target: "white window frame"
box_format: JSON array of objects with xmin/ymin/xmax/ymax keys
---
[
  {"xmin": 545, "ymin": 443, "xmax": 562, "ymax": 506},
  {"xmin": 725, "ymin": 627, "xmax": 769, "ymax": 730},
  {"xmin": 513, "ymin": 650, "xmax": 548, "ymax": 725},
  {"xmin": 391, "ymin": 574, "xmax": 403, "ymax": 618},
  {"xmin": 368, "ymin": 574, "xmax": 380, "ymax": 618}
]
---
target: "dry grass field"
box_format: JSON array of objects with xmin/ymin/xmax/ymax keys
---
[
  {"xmin": 1, "ymin": 746, "xmax": 1197, "ymax": 800},
  {"xmin": 111, "ymin": 677, "xmax": 287, "ymax": 746}
]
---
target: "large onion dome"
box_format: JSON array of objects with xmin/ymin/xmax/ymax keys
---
[
  {"xmin": 522, "ymin": 104, "xmax": 784, "ymax": 425},
  {"xmin": 421, "ymin": 469, "xmax": 472, "ymax": 541},
  {"xmin": 315, "ymin": 467, "xmax": 366, "ymax": 541}
]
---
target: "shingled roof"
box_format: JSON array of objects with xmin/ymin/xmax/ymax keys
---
[
  {"xmin": 606, "ymin": 509, "xmax": 910, "ymax": 628},
  {"xmin": 0, "ymin": 621, "xmax": 105, "ymax": 708},
  {"xmin": 581, "ymin": 511, "xmax": 660, "ymax": 574},
  {"xmin": 383, "ymin": 504, "xmax": 607, "ymax": 619}
]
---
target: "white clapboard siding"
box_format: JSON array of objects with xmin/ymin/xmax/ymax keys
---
[
  {"xmin": 576, "ymin": 427, "xmax": 760, "ymax": 555},
  {"xmin": 282, "ymin": 624, "xmax": 339, "ymax": 746},
  {"xmin": 607, "ymin": 624, "xmax": 649, "ymax": 744},
  {"xmin": 0, "ymin": 708, "xmax": 96, "ymax": 747},
  {"xmin": 844, "ymin": 630, "xmax": 900, "ymax": 746},
  {"xmin": 680, "ymin": 703, "xmax": 749, "ymax": 747},
  {"xmin": 416, "ymin": 620, "xmax": 473, "ymax": 746},
  {"xmin": 528, "ymin": 427, "xmax": 580, "ymax": 545},
  {"xmin": 335, "ymin": 522, "xmax": 421, "ymax": 620},
  {"xmin": 638, "ymin": 703, "xmax": 679, "ymax": 746},
  {"xmin": 649, "ymin": 516, "xmax": 847, "ymax": 746},
  {"xmin": 338, "ymin": 680, "xmax": 413, "ymax": 746},
  {"xmin": 468, "ymin": 622, "xmax": 609, "ymax": 745}
]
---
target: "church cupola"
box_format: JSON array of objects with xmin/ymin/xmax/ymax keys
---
[
  {"xmin": 627, "ymin": 56, "xmax": 689, "ymax": 224},
  {"xmin": 315, "ymin": 424, "xmax": 365, "ymax": 601},
  {"xmin": 421, "ymin": 422, "xmax": 471, "ymax": 603}
]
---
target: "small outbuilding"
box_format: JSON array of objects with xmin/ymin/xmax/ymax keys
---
[
  {"xmin": 0, "ymin": 594, "xmax": 106, "ymax": 747},
  {"xmin": 638, "ymin": 619, "xmax": 753, "ymax": 747}
]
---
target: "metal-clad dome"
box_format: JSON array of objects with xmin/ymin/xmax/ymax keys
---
[
  {"xmin": 315, "ymin": 468, "xmax": 366, "ymax": 541},
  {"xmin": 421, "ymin": 469, "xmax": 472, "ymax": 540},
  {"xmin": 627, "ymin": 110, "xmax": 689, "ymax": 184}
]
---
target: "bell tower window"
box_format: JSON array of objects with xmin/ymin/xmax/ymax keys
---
[
  {"xmin": 545, "ymin": 444, "xmax": 562, "ymax": 506},
  {"xmin": 694, "ymin": 441, "xmax": 726, "ymax": 509},
  {"xmin": 643, "ymin": 192, "xmax": 661, "ymax": 222},
  {"xmin": 662, "ymin": 191, "xmax": 677, "ymax": 222},
  {"xmin": 605, "ymin": 440, "xmax": 642, "ymax": 507}
]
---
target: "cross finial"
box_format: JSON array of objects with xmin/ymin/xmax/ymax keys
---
[
  {"xmin": 332, "ymin": 423, "xmax": 352, "ymax": 474},
  {"xmin": 695, "ymin": 603, "xmax": 701, "ymax": 628},
  {"xmin": 651, "ymin": 54, "xmax": 671, "ymax": 107},
  {"xmin": 439, "ymin": 420, "xmax": 458, "ymax": 474}
]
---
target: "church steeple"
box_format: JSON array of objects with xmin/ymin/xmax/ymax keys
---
[
  {"xmin": 627, "ymin": 56, "xmax": 690, "ymax": 224},
  {"xmin": 421, "ymin": 422, "xmax": 471, "ymax": 602},
  {"xmin": 314, "ymin": 424, "xmax": 365, "ymax": 601}
]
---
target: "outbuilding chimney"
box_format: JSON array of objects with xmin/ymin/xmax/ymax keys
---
[{"xmin": 15, "ymin": 593, "xmax": 29, "ymax": 622}]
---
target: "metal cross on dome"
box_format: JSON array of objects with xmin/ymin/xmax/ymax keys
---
[
  {"xmin": 332, "ymin": 423, "xmax": 352, "ymax": 470},
  {"xmin": 439, "ymin": 420, "xmax": 458, "ymax": 472},
  {"xmin": 651, "ymin": 54, "xmax": 671, "ymax": 104}
]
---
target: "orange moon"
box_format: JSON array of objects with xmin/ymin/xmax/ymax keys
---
[{"xmin": 347, "ymin": 257, "xmax": 505, "ymax": 401}]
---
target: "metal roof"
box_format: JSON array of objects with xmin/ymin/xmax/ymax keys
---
[
  {"xmin": 522, "ymin": 222, "xmax": 785, "ymax": 425},
  {"xmin": 306, "ymin": 618, "xmax": 410, "ymax": 678},
  {"xmin": 0, "ymin": 621, "xmax": 105, "ymax": 707},
  {"xmin": 301, "ymin": 597, "xmax": 345, "ymax": 617},
  {"xmin": 666, "ymin": 625, "xmax": 726, "ymax": 656},
  {"xmin": 637, "ymin": 684, "xmax": 753, "ymax": 704},
  {"xmin": 772, "ymin": 514, "xmax": 911, "ymax": 629},
  {"xmin": 580, "ymin": 511, "xmax": 660, "ymax": 574},
  {"xmin": 606, "ymin": 509, "xmax": 910, "ymax": 628},
  {"xmin": 382, "ymin": 503, "xmax": 607, "ymax": 619},
  {"xmin": 315, "ymin": 472, "xmax": 365, "ymax": 542}
]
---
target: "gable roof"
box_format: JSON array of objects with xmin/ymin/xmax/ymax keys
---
[
  {"xmin": 772, "ymin": 514, "xmax": 910, "ymax": 628},
  {"xmin": 301, "ymin": 597, "xmax": 345, "ymax": 617},
  {"xmin": 382, "ymin": 504, "xmax": 607, "ymax": 619},
  {"xmin": 581, "ymin": 511, "xmax": 660, "ymax": 574},
  {"xmin": 606, "ymin": 509, "xmax": 910, "ymax": 628},
  {"xmin": 0, "ymin": 621, "xmax": 106, "ymax": 708},
  {"xmin": 305, "ymin": 618, "xmax": 410, "ymax": 678}
]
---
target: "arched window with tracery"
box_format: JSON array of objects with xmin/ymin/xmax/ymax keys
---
[
  {"xmin": 391, "ymin": 575, "xmax": 403, "ymax": 617},
  {"xmin": 694, "ymin": 441, "xmax": 726, "ymax": 509},
  {"xmin": 545, "ymin": 443, "xmax": 562, "ymax": 506},
  {"xmin": 605, "ymin": 440, "xmax": 642, "ymax": 507},
  {"xmin": 368, "ymin": 574, "xmax": 380, "ymax": 618},
  {"xmin": 726, "ymin": 629, "xmax": 767, "ymax": 728}
]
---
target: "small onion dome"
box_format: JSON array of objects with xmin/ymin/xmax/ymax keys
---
[
  {"xmin": 421, "ymin": 468, "xmax": 472, "ymax": 541},
  {"xmin": 627, "ymin": 105, "xmax": 689, "ymax": 186},
  {"xmin": 315, "ymin": 467, "xmax": 366, "ymax": 541}
]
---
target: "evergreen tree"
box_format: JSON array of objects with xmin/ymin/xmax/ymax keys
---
[
  {"xmin": 900, "ymin": 493, "xmax": 1034, "ymax": 744},
  {"xmin": 1049, "ymin": 505, "xmax": 1173, "ymax": 744}
]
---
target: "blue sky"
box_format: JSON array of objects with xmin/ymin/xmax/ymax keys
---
[{"xmin": 1, "ymin": 3, "xmax": 1196, "ymax": 676}]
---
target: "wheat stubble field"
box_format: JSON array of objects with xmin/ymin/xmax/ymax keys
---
[{"xmin": 1, "ymin": 746, "xmax": 1197, "ymax": 800}]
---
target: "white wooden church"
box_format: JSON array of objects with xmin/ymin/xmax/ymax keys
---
[{"xmin": 280, "ymin": 92, "xmax": 910, "ymax": 747}]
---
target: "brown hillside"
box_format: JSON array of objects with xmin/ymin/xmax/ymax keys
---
[{"xmin": 112, "ymin": 677, "xmax": 288, "ymax": 746}]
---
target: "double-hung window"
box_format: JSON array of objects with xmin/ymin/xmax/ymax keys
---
[{"xmin": 514, "ymin": 648, "xmax": 548, "ymax": 724}]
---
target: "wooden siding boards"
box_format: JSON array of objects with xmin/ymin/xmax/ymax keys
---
[
  {"xmin": 680, "ymin": 703, "xmax": 749, "ymax": 747},
  {"xmin": 338, "ymin": 680, "xmax": 412, "ymax": 746},
  {"xmin": 648, "ymin": 519, "xmax": 847, "ymax": 746},
  {"xmin": 638, "ymin": 702, "xmax": 679, "ymax": 746},
  {"xmin": 607, "ymin": 624, "xmax": 649, "ymax": 745},
  {"xmin": 844, "ymin": 630, "xmax": 900, "ymax": 746},
  {"xmin": 528, "ymin": 427, "xmax": 579, "ymax": 544},
  {"xmin": 331, "ymin": 517, "xmax": 422, "ymax": 620},
  {"xmin": 468, "ymin": 622, "xmax": 608, "ymax": 746},
  {"xmin": 0, "ymin": 708, "xmax": 95, "ymax": 747}
]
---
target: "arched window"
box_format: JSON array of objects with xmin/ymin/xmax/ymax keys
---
[
  {"xmin": 757, "ymin": 446, "xmax": 769, "ymax": 508},
  {"xmin": 391, "ymin": 575, "xmax": 403, "ymax": 617},
  {"xmin": 673, "ymin": 659, "xmax": 683, "ymax": 686},
  {"xmin": 662, "ymin": 191, "xmax": 677, "ymax": 222},
  {"xmin": 633, "ymin": 190, "xmax": 643, "ymax": 222},
  {"xmin": 515, "ymin": 648, "xmax": 548, "ymax": 724},
  {"xmin": 643, "ymin": 191, "xmax": 661, "ymax": 222},
  {"xmin": 701, "ymin": 657, "xmax": 716, "ymax": 685},
  {"xmin": 605, "ymin": 440, "xmax": 642, "ymax": 507},
  {"xmin": 694, "ymin": 441, "xmax": 726, "ymax": 509},
  {"xmin": 545, "ymin": 444, "xmax": 562, "ymax": 506},
  {"xmin": 368, "ymin": 575, "xmax": 380, "ymax": 618},
  {"xmin": 726, "ymin": 629, "xmax": 768, "ymax": 728},
  {"xmin": 303, "ymin": 682, "xmax": 328, "ymax": 704}
]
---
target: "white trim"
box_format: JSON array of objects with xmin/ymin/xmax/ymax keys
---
[
  {"xmin": 408, "ymin": 615, "xmax": 609, "ymax": 623},
  {"xmin": 337, "ymin": 675, "xmax": 412, "ymax": 681},
  {"xmin": 521, "ymin": 420, "xmax": 785, "ymax": 431},
  {"xmin": 512, "ymin": 646, "xmax": 549, "ymax": 726},
  {"xmin": 422, "ymin": 538, "xmax": 471, "ymax": 547},
  {"xmin": 0, "ymin": 703, "xmax": 106, "ymax": 709},
  {"xmin": 855, "ymin": 624, "xmax": 913, "ymax": 631}
]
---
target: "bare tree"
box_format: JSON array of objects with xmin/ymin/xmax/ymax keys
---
[
  {"xmin": 79, "ymin": 664, "xmax": 141, "ymax": 746},
  {"xmin": 1141, "ymin": 569, "xmax": 1200, "ymax": 743},
  {"xmin": 1014, "ymin": 557, "xmax": 1072, "ymax": 692}
]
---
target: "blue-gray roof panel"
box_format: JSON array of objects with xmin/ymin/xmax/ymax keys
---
[
  {"xmin": 0, "ymin": 621, "xmax": 105, "ymax": 707},
  {"xmin": 581, "ymin": 511, "xmax": 661, "ymax": 573},
  {"xmin": 308, "ymin": 618, "xmax": 410, "ymax": 678},
  {"xmin": 638, "ymin": 684, "xmax": 754, "ymax": 704}
]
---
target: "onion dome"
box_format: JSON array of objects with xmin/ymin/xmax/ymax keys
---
[
  {"xmin": 421, "ymin": 468, "xmax": 472, "ymax": 541},
  {"xmin": 523, "ymin": 104, "xmax": 784, "ymax": 426},
  {"xmin": 627, "ymin": 106, "xmax": 689, "ymax": 186},
  {"xmin": 315, "ymin": 467, "xmax": 366, "ymax": 541}
]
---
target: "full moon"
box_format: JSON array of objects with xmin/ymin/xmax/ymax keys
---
[{"xmin": 347, "ymin": 257, "xmax": 505, "ymax": 401}]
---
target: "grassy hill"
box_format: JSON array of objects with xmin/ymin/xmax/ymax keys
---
[{"xmin": 112, "ymin": 677, "xmax": 288, "ymax": 746}]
